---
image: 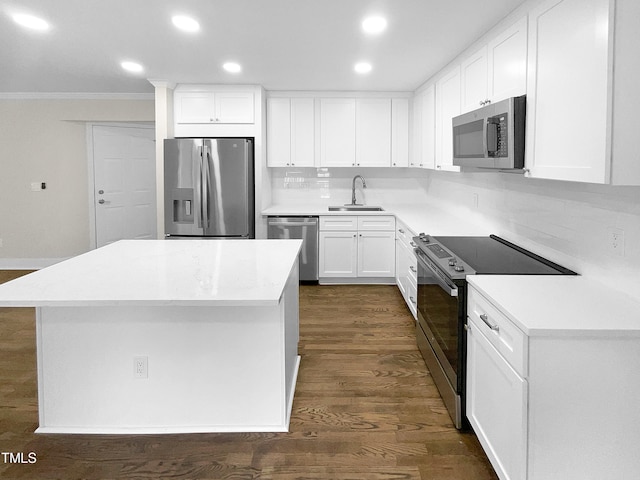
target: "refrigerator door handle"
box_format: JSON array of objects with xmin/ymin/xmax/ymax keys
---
[
  {"xmin": 201, "ymin": 144, "xmax": 210, "ymax": 231},
  {"xmin": 196, "ymin": 145, "xmax": 204, "ymax": 229}
]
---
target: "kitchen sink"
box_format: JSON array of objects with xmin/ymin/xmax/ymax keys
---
[{"xmin": 328, "ymin": 206, "xmax": 385, "ymax": 212}]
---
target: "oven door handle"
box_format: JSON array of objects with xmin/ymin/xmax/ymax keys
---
[{"xmin": 416, "ymin": 251, "xmax": 459, "ymax": 297}]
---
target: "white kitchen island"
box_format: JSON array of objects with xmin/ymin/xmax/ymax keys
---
[{"xmin": 0, "ymin": 239, "xmax": 303, "ymax": 434}]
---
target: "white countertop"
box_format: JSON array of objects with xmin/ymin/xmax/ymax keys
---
[
  {"xmin": 0, "ymin": 239, "xmax": 303, "ymax": 307},
  {"xmin": 468, "ymin": 275, "xmax": 640, "ymax": 336},
  {"xmin": 262, "ymin": 202, "xmax": 495, "ymax": 237}
]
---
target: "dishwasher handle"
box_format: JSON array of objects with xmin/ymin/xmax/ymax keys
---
[{"xmin": 268, "ymin": 217, "xmax": 319, "ymax": 227}]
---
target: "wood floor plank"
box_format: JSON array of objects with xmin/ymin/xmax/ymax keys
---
[{"xmin": 0, "ymin": 278, "xmax": 497, "ymax": 479}]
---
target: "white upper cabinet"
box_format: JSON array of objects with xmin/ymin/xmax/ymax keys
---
[
  {"xmin": 319, "ymin": 98, "xmax": 357, "ymax": 167},
  {"xmin": 391, "ymin": 98, "xmax": 410, "ymax": 167},
  {"xmin": 435, "ymin": 65, "xmax": 461, "ymax": 172},
  {"xmin": 461, "ymin": 17, "xmax": 527, "ymax": 114},
  {"xmin": 356, "ymin": 98, "xmax": 392, "ymax": 167},
  {"xmin": 316, "ymin": 96, "xmax": 408, "ymax": 168},
  {"xmin": 267, "ymin": 98, "xmax": 291, "ymax": 167},
  {"xmin": 175, "ymin": 89, "xmax": 254, "ymax": 124},
  {"xmin": 411, "ymin": 84, "xmax": 436, "ymax": 169},
  {"xmin": 461, "ymin": 47, "xmax": 489, "ymax": 114},
  {"xmin": 267, "ymin": 97, "xmax": 315, "ymax": 167},
  {"xmin": 526, "ymin": 0, "xmax": 610, "ymax": 183},
  {"xmin": 487, "ymin": 17, "xmax": 527, "ymax": 103}
]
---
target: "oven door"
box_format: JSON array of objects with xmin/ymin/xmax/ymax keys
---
[{"xmin": 415, "ymin": 249, "xmax": 466, "ymax": 428}]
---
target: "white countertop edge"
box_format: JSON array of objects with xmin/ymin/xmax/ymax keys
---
[
  {"xmin": 467, "ymin": 275, "xmax": 640, "ymax": 337},
  {"xmin": 1, "ymin": 299, "xmax": 283, "ymax": 308},
  {"xmin": 0, "ymin": 239, "xmax": 303, "ymax": 307}
]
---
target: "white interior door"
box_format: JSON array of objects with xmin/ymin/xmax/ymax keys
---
[{"xmin": 92, "ymin": 125, "xmax": 156, "ymax": 248}]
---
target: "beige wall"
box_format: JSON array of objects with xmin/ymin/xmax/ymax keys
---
[{"xmin": 0, "ymin": 98, "xmax": 154, "ymax": 265}]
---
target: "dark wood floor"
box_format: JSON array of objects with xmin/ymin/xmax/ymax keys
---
[{"xmin": 0, "ymin": 271, "xmax": 497, "ymax": 479}]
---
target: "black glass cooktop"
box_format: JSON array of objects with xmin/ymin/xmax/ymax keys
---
[{"xmin": 434, "ymin": 235, "xmax": 576, "ymax": 275}]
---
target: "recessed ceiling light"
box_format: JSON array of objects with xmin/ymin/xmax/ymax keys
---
[
  {"xmin": 121, "ymin": 61, "xmax": 144, "ymax": 74},
  {"xmin": 354, "ymin": 62, "xmax": 372, "ymax": 74},
  {"xmin": 172, "ymin": 15, "xmax": 200, "ymax": 33},
  {"xmin": 362, "ymin": 16, "xmax": 387, "ymax": 34},
  {"xmin": 223, "ymin": 62, "xmax": 242, "ymax": 73},
  {"xmin": 12, "ymin": 13, "xmax": 50, "ymax": 31}
]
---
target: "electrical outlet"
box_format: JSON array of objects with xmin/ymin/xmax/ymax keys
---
[
  {"xmin": 609, "ymin": 228, "xmax": 625, "ymax": 256},
  {"xmin": 133, "ymin": 356, "xmax": 148, "ymax": 379}
]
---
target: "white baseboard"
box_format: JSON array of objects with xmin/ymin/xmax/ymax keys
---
[{"xmin": 0, "ymin": 258, "xmax": 69, "ymax": 270}]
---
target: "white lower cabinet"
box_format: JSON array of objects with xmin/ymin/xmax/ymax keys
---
[
  {"xmin": 395, "ymin": 219, "xmax": 417, "ymax": 318},
  {"xmin": 467, "ymin": 308, "xmax": 527, "ymax": 480},
  {"xmin": 319, "ymin": 231, "xmax": 358, "ymax": 277},
  {"xmin": 358, "ymin": 231, "xmax": 396, "ymax": 277},
  {"xmin": 319, "ymin": 216, "xmax": 395, "ymax": 282},
  {"xmin": 466, "ymin": 283, "xmax": 640, "ymax": 480}
]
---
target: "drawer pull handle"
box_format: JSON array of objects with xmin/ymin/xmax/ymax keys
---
[
  {"xmin": 399, "ymin": 228, "xmax": 405, "ymax": 234},
  {"xmin": 409, "ymin": 296, "xmax": 416, "ymax": 304},
  {"xmin": 480, "ymin": 313, "xmax": 499, "ymax": 332},
  {"xmin": 409, "ymin": 265, "xmax": 417, "ymax": 273},
  {"xmin": 410, "ymin": 241, "xmax": 417, "ymax": 247}
]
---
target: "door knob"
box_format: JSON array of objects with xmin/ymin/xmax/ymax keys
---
[{"xmin": 98, "ymin": 190, "xmax": 104, "ymax": 194}]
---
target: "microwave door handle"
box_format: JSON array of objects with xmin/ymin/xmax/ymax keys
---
[{"xmin": 486, "ymin": 120, "xmax": 499, "ymax": 156}]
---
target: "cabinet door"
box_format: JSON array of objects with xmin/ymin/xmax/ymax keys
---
[
  {"xmin": 290, "ymin": 98, "xmax": 315, "ymax": 167},
  {"xmin": 214, "ymin": 91, "xmax": 255, "ymax": 123},
  {"xmin": 356, "ymin": 99, "xmax": 392, "ymax": 167},
  {"xmin": 175, "ymin": 92, "xmax": 216, "ymax": 124},
  {"xmin": 357, "ymin": 231, "xmax": 395, "ymax": 277},
  {"xmin": 421, "ymin": 85, "xmax": 436, "ymax": 169},
  {"xmin": 411, "ymin": 85, "xmax": 436, "ymax": 169},
  {"xmin": 319, "ymin": 231, "xmax": 357, "ymax": 277},
  {"xmin": 391, "ymin": 98, "xmax": 410, "ymax": 167},
  {"xmin": 467, "ymin": 321, "xmax": 527, "ymax": 480},
  {"xmin": 461, "ymin": 46, "xmax": 488, "ymax": 113},
  {"xmin": 320, "ymin": 98, "xmax": 356, "ymax": 167},
  {"xmin": 488, "ymin": 16, "xmax": 527, "ymax": 103},
  {"xmin": 267, "ymin": 98, "xmax": 292, "ymax": 167},
  {"xmin": 525, "ymin": 0, "xmax": 610, "ymax": 183},
  {"xmin": 435, "ymin": 66, "xmax": 462, "ymax": 171}
]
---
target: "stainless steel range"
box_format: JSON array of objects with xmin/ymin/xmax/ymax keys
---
[{"xmin": 412, "ymin": 234, "xmax": 576, "ymax": 429}]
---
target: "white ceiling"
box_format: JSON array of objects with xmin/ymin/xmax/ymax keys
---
[{"xmin": 1, "ymin": 0, "xmax": 527, "ymax": 94}]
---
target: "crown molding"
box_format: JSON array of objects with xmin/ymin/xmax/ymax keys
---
[{"xmin": 0, "ymin": 92, "xmax": 154, "ymax": 100}]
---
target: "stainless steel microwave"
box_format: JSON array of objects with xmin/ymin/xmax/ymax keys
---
[{"xmin": 452, "ymin": 95, "xmax": 526, "ymax": 169}]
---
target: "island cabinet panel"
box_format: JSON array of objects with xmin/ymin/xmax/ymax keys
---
[{"xmin": 36, "ymin": 296, "xmax": 300, "ymax": 433}]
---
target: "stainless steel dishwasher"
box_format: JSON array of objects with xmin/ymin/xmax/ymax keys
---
[{"xmin": 267, "ymin": 216, "xmax": 318, "ymax": 282}]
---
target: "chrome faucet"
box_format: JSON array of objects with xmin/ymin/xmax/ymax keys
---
[{"xmin": 349, "ymin": 175, "xmax": 367, "ymax": 205}]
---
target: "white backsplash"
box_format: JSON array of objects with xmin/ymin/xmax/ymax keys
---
[
  {"xmin": 270, "ymin": 167, "xmax": 640, "ymax": 301},
  {"xmin": 423, "ymin": 171, "xmax": 640, "ymax": 302},
  {"xmin": 270, "ymin": 167, "xmax": 430, "ymax": 207}
]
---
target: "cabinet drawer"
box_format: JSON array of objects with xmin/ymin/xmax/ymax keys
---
[
  {"xmin": 396, "ymin": 219, "xmax": 417, "ymax": 246},
  {"xmin": 467, "ymin": 286, "xmax": 528, "ymax": 377},
  {"xmin": 357, "ymin": 215, "xmax": 395, "ymax": 231},
  {"xmin": 320, "ymin": 216, "xmax": 357, "ymax": 231}
]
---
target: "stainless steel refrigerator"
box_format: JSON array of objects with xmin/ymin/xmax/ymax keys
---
[{"xmin": 164, "ymin": 138, "xmax": 255, "ymax": 238}]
